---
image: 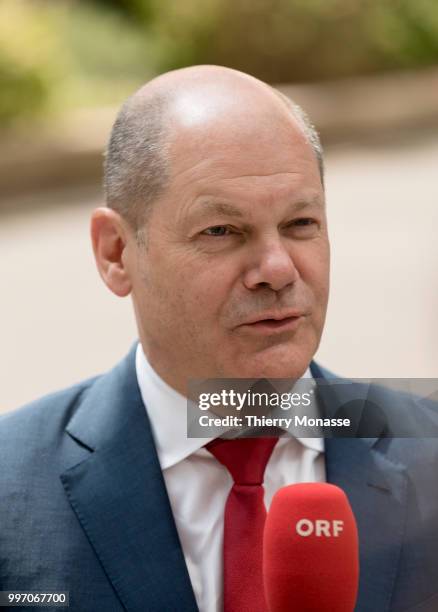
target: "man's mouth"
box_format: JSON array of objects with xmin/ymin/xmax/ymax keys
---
[{"xmin": 239, "ymin": 313, "xmax": 306, "ymax": 334}]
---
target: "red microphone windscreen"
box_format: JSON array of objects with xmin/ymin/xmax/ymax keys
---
[{"xmin": 263, "ymin": 483, "xmax": 359, "ymax": 612}]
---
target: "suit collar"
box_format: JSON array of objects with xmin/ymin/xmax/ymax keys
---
[
  {"xmin": 310, "ymin": 360, "xmax": 386, "ymax": 446},
  {"xmin": 61, "ymin": 344, "xmax": 198, "ymax": 612}
]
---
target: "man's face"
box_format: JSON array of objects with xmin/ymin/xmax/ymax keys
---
[{"xmin": 127, "ymin": 109, "xmax": 330, "ymax": 392}]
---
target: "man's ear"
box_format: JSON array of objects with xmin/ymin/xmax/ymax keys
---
[{"xmin": 90, "ymin": 207, "xmax": 133, "ymax": 297}]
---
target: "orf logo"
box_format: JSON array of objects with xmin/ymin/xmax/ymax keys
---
[{"xmin": 296, "ymin": 519, "xmax": 344, "ymax": 537}]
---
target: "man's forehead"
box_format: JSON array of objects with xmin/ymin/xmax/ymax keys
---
[{"xmin": 166, "ymin": 120, "xmax": 318, "ymax": 191}]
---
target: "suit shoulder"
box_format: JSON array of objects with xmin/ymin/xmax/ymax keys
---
[
  {"xmin": 314, "ymin": 362, "xmax": 438, "ymax": 437},
  {"xmin": 0, "ymin": 376, "xmax": 100, "ymax": 442}
]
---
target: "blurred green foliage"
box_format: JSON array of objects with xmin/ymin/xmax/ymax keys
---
[
  {"xmin": 1, "ymin": 0, "xmax": 438, "ymax": 125},
  {"xmin": 148, "ymin": 0, "xmax": 438, "ymax": 83},
  {"xmin": 0, "ymin": 2, "xmax": 57, "ymax": 123},
  {"xmin": 0, "ymin": 0, "xmax": 158, "ymax": 125}
]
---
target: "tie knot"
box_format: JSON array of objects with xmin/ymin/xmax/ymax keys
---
[{"xmin": 206, "ymin": 437, "xmax": 278, "ymax": 485}]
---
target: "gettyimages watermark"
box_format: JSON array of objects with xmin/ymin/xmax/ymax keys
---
[{"xmin": 186, "ymin": 378, "xmax": 438, "ymax": 438}]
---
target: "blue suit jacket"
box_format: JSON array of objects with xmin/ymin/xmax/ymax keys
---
[{"xmin": 1, "ymin": 345, "xmax": 438, "ymax": 611}]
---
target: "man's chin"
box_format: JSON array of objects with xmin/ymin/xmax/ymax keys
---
[
  {"xmin": 238, "ymin": 365, "xmax": 308, "ymax": 380},
  {"xmin": 227, "ymin": 346, "xmax": 313, "ymax": 380}
]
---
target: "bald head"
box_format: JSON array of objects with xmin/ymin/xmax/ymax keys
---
[{"xmin": 104, "ymin": 65, "xmax": 324, "ymax": 230}]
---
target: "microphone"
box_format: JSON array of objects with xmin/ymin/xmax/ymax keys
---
[{"xmin": 263, "ymin": 483, "xmax": 359, "ymax": 611}]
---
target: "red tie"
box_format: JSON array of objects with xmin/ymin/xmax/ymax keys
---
[{"xmin": 206, "ymin": 437, "xmax": 279, "ymax": 612}]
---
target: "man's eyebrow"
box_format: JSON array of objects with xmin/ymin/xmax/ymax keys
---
[
  {"xmin": 189, "ymin": 196, "xmax": 324, "ymax": 220},
  {"xmin": 292, "ymin": 197, "xmax": 324, "ymax": 211},
  {"xmin": 191, "ymin": 200, "xmax": 245, "ymax": 218}
]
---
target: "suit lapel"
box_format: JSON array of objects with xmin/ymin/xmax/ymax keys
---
[
  {"xmin": 60, "ymin": 346, "xmax": 198, "ymax": 612},
  {"xmin": 311, "ymin": 362, "xmax": 407, "ymax": 612}
]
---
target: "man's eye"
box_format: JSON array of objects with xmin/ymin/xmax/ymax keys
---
[
  {"xmin": 293, "ymin": 218, "xmax": 316, "ymax": 226},
  {"xmin": 202, "ymin": 226, "xmax": 232, "ymax": 236},
  {"xmin": 285, "ymin": 217, "xmax": 319, "ymax": 238}
]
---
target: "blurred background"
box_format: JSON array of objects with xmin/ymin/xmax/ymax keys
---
[{"xmin": 1, "ymin": 0, "xmax": 438, "ymax": 413}]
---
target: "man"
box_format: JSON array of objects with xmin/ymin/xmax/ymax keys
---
[{"xmin": 1, "ymin": 65, "xmax": 438, "ymax": 611}]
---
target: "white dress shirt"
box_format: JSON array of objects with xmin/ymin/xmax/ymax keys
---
[{"xmin": 135, "ymin": 342, "xmax": 326, "ymax": 612}]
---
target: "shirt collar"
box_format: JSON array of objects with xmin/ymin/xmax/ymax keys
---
[{"xmin": 135, "ymin": 342, "xmax": 323, "ymax": 469}]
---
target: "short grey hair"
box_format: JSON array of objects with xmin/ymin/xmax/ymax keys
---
[
  {"xmin": 104, "ymin": 92, "xmax": 170, "ymax": 230},
  {"xmin": 104, "ymin": 88, "xmax": 324, "ymax": 231},
  {"xmin": 272, "ymin": 88, "xmax": 324, "ymax": 187}
]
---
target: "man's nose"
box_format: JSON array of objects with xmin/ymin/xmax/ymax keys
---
[{"xmin": 242, "ymin": 238, "xmax": 300, "ymax": 292}]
